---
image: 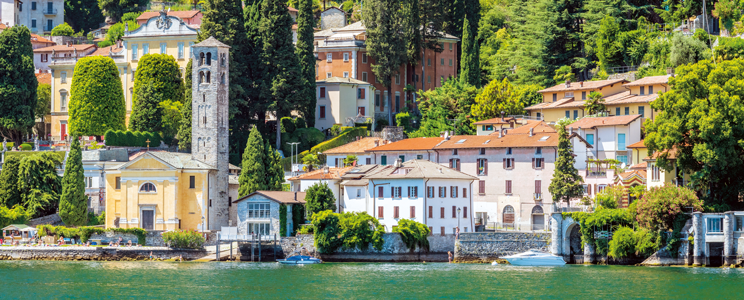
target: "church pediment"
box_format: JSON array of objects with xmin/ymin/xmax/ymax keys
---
[
  {"xmin": 119, "ymin": 153, "xmax": 176, "ymax": 170},
  {"xmin": 124, "ymin": 13, "xmax": 198, "ymax": 38}
]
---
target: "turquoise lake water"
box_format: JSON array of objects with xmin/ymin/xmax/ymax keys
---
[{"xmin": 0, "ymin": 261, "xmax": 741, "ymax": 299}]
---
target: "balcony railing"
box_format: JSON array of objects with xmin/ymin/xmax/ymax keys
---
[
  {"xmin": 534, "ymin": 193, "xmax": 543, "ymax": 201},
  {"xmin": 43, "ymin": 8, "xmax": 58, "ymax": 15},
  {"xmin": 30, "ymin": 27, "xmax": 38, "ymax": 33}
]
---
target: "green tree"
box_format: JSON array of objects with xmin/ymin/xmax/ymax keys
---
[
  {"xmin": 178, "ymin": 60, "xmax": 193, "ymax": 151},
  {"xmin": 363, "ymin": 0, "xmax": 406, "ymax": 124},
  {"xmin": 635, "ymin": 185, "xmax": 703, "ymax": 231},
  {"xmin": 553, "ymin": 65, "xmax": 576, "ymax": 83},
  {"xmin": 65, "ymin": 0, "xmax": 106, "ymax": 33},
  {"xmin": 514, "ymin": 84, "xmax": 544, "ymax": 107},
  {"xmin": 121, "ymin": 12, "xmax": 142, "ymax": 22},
  {"xmin": 103, "ymin": 21, "xmax": 139, "ymax": 46},
  {"xmin": 669, "ymin": 34, "xmax": 711, "ymax": 67},
  {"xmin": 460, "ymin": 17, "xmax": 481, "ymax": 87},
  {"xmin": 713, "ymin": 0, "xmax": 741, "ymax": 37},
  {"xmin": 130, "ymin": 83, "xmax": 164, "ymax": 132},
  {"xmin": 265, "ymin": 141, "xmax": 285, "ymax": 191},
  {"xmin": 261, "ymin": 0, "xmax": 306, "ymax": 149},
  {"xmin": 645, "ymin": 59, "xmax": 744, "ymax": 208},
  {"xmin": 296, "ymin": 0, "xmax": 317, "ymax": 127},
  {"xmin": 35, "ymin": 83, "xmax": 52, "ymax": 136},
  {"xmin": 410, "ymin": 79, "xmax": 478, "ymax": 137},
  {"xmin": 18, "ymin": 153, "xmax": 63, "ymax": 218},
  {"xmin": 97, "ymin": 0, "xmax": 149, "ymax": 23},
  {"xmin": 471, "ymin": 78, "xmax": 524, "ymax": 121},
  {"xmin": 159, "ymin": 100, "xmax": 182, "ymax": 143},
  {"xmin": 549, "ymin": 122, "xmax": 583, "ymax": 204},
  {"xmin": 301, "ymin": 153, "xmax": 321, "ymax": 171},
  {"xmin": 132, "ymin": 53, "xmax": 184, "ymax": 108},
  {"xmin": 69, "ymin": 56, "xmax": 127, "ymax": 137},
  {"xmin": 305, "ymin": 182, "xmax": 336, "ymax": 219},
  {"xmin": 584, "ymin": 91, "xmax": 605, "ymax": 115},
  {"xmin": 0, "ymin": 156, "xmax": 22, "ymax": 208},
  {"xmin": 238, "ymin": 127, "xmax": 267, "ymax": 196},
  {"xmin": 595, "ymin": 16, "xmax": 623, "ymax": 69},
  {"xmin": 402, "ymin": 0, "xmax": 421, "ymax": 67},
  {"xmin": 201, "ymin": 0, "xmax": 256, "ymax": 166},
  {"xmin": 0, "ymin": 26, "xmax": 37, "ymax": 144},
  {"xmin": 51, "ymin": 23, "xmax": 75, "ymax": 36},
  {"xmin": 59, "ymin": 138, "xmax": 88, "ymax": 226}
]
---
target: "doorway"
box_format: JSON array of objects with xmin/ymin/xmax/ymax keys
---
[
  {"xmin": 708, "ymin": 242, "xmax": 724, "ymax": 267},
  {"xmin": 141, "ymin": 210, "xmax": 154, "ymax": 230}
]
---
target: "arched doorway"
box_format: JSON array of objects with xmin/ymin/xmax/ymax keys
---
[
  {"xmin": 503, "ymin": 205, "xmax": 515, "ymax": 229},
  {"xmin": 531, "ymin": 206, "xmax": 544, "ymax": 230},
  {"xmin": 568, "ymin": 224, "xmax": 583, "ymax": 263}
]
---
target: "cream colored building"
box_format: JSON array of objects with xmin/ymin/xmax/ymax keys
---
[{"xmin": 315, "ymin": 77, "xmax": 373, "ymax": 131}]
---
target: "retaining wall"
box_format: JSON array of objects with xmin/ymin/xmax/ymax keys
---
[
  {"xmin": 0, "ymin": 247, "xmax": 207, "ymax": 261},
  {"xmin": 454, "ymin": 232, "xmax": 551, "ymax": 263},
  {"xmin": 88, "ymin": 231, "xmax": 166, "ymax": 247}
]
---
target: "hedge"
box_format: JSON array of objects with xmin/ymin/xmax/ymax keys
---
[
  {"xmin": 104, "ymin": 129, "xmax": 161, "ymax": 147},
  {"xmin": 19, "ymin": 143, "xmax": 32, "ymax": 151},
  {"xmin": 281, "ymin": 127, "xmax": 368, "ymax": 171},
  {"xmin": 5, "ymin": 151, "xmax": 66, "ymax": 160},
  {"xmin": 37, "ymin": 225, "xmax": 147, "ymax": 245},
  {"xmin": 162, "ymin": 229, "xmax": 205, "ymax": 249}
]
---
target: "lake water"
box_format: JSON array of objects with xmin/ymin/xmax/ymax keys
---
[{"xmin": 0, "ymin": 261, "xmax": 741, "ymax": 299}]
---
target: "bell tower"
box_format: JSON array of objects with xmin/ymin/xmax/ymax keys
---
[{"xmin": 191, "ymin": 36, "xmax": 230, "ymax": 230}]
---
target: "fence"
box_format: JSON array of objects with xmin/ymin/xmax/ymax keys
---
[{"xmin": 484, "ymin": 222, "xmax": 551, "ymax": 232}]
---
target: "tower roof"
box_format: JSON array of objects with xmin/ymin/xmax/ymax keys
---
[{"xmin": 192, "ymin": 36, "xmax": 230, "ymax": 48}]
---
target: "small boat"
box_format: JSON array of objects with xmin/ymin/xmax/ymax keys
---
[
  {"xmin": 501, "ymin": 249, "xmax": 566, "ymax": 266},
  {"xmin": 276, "ymin": 255, "xmax": 322, "ymax": 265}
]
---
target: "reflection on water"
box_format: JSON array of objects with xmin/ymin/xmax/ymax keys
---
[{"xmin": 0, "ymin": 261, "xmax": 742, "ymax": 299}]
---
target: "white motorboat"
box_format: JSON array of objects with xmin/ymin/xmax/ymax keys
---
[
  {"xmin": 501, "ymin": 250, "xmax": 566, "ymax": 266},
  {"xmin": 276, "ymin": 255, "xmax": 322, "ymax": 265}
]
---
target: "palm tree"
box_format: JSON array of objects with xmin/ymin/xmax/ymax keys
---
[{"xmin": 584, "ymin": 91, "xmax": 606, "ymax": 116}]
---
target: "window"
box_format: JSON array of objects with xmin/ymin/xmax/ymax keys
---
[
  {"xmin": 535, "ymin": 180, "xmax": 542, "ymax": 197},
  {"xmin": 625, "ymin": 107, "xmax": 630, "ymax": 115},
  {"xmin": 394, "ymin": 206, "xmax": 400, "ymax": 218},
  {"xmin": 479, "ymin": 180, "xmax": 485, "ymax": 194},
  {"xmin": 505, "ymin": 180, "xmax": 512, "ymax": 194},
  {"xmin": 534, "ymin": 158, "xmax": 544, "ymax": 169},
  {"xmin": 449, "ymin": 158, "xmax": 460, "ymax": 171},
  {"xmin": 428, "ymin": 76, "xmax": 431, "ymax": 83},
  {"xmin": 408, "ymin": 186, "xmax": 418, "ymax": 198},
  {"xmin": 343, "ymin": 53, "xmax": 349, "ymax": 62},
  {"xmin": 61, "ymin": 71, "xmax": 67, "ymax": 84},
  {"xmin": 427, "ymin": 58, "xmax": 431, "ymax": 66},
  {"xmin": 450, "ymin": 186, "xmax": 458, "ymax": 198},
  {"xmin": 392, "ymin": 187, "xmax": 402, "ymax": 199},
  {"xmin": 178, "ymin": 42, "xmax": 184, "ymax": 59},
  {"xmin": 362, "ymin": 72, "xmax": 368, "ymax": 82},
  {"xmin": 536, "ymin": 147, "xmax": 542, "ymax": 155},
  {"xmin": 395, "ymin": 74, "xmax": 400, "ymax": 85},
  {"xmin": 189, "ymin": 176, "xmax": 195, "ymax": 188},
  {"xmin": 398, "ymin": 155, "xmax": 405, "ymax": 163},
  {"xmin": 221, "ymin": 73, "xmax": 225, "ymax": 84},
  {"xmin": 449, "ymin": 43, "xmax": 453, "ymax": 50},
  {"xmin": 649, "ymin": 86, "xmax": 654, "ymax": 94},
  {"xmin": 378, "ymin": 206, "xmax": 384, "ymax": 218},
  {"xmin": 319, "ymin": 87, "xmax": 326, "ymax": 98},
  {"xmin": 429, "ymin": 206, "xmax": 433, "ymax": 218},
  {"xmin": 139, "ymin": 182, "xmax": 156, "ymax": 193},
  {"xmin": 507, "ymin": 148, "xmax": 512, "ymax": 155},
  {"xmin": 440, "ymin": 207, "xmax": 445, "ymax": 219},
  {"xmin": 616, "ymin": 107, "xmax": 620, "ymax": 115},
  {"xmin": 47, "ymin": 20, "xmax": 52, "ymax": 31},
  {"xmin": 40, "ymin": 53, "xmax": 47, "ymax": 62},
  {"xmin": 381, "ymin": 155, "xmax": 387, "ymax": 165},
  {"xmin": 358, "ymin": 106, "xmax": 365, "ymax": 116},
  {"xmin": 480, "ymin": 148, "xmax": 486, "ymax": 155},
  {"xmin": 378, "ymin": 186, "xmax": 384, "ymax": 198},
  {"xmin": 247, "ymin": 203, "xmax": 270, "ymax": 218},
  {"xmin": 31, "ymin": 19, "xmax": 36, "ymax": 28},
  {"xmin": 319, "ymin": 106, "xmax": 326, "ymax": 119},
  {"xmin": 565, "ymin": 111, "xmax": 570, "ymax": 119},
  {"xmin": 115, "ymin": 177, "xmax": 121, "ymax": 190},
  {"xmin": 438, "ymin": 187, "xmax": 446, "ymax": 198},
  {"xmin": 504, "ymin": 158, "xmax": 515, "ymax": 169},
  {"xmin": 617, "ymin": 155, "xmax": 628, "ymax": 166},
  {"xmin": 453, "ymin": 149, "xmax": 458, "ymax": 155},
  {"xmin": 60, "ymin": 92, "xmax": 68, "ymax": 111},
  {"xmin": 417, "ymin": 155, "xmax": 423, "ymax": 159},
  {"xmin": 326, "ymin": 72, "xmax": 332, "ymax": 78},
  {"xmin": 707, "ymin": 218, "xmax": 723, "ymax": 233},
  {"xmin": 85, "ymin": 177, "xmax": 94, "ymax": 188},
  {"xmin": 160, "ymin": 43, "xmax": 166, "ymax": 54},
  {"xmin": 410, "ymin": 206, "xmax": 415, "ymax": 218},
  {"xmin": 143, "ymin": 43, "xmax": 149, "ymax": 55},
  {"xmin": 327, "ymin": 53, "xmax": 332, "ymax": 62},
  {"xmin": 362, "ymin": 53, "xmax": 368, "ymax": 63},
  {"xmin": 618, "ymin": 133, "xmax": 626, "ymax": 150},
  {"xmin": 131, "ymin": 68, "xmax": 136, "ymax": 81},
  {"xmin": 366, "ymin": 158, "xmax": 371, "ymax": 164},
  {"xmin": 452, "ymin": 206, "xmax": 457, "ymax": 218},
  {"xmin": 640, "ymin": 86, "xmax": 645, "ymax": 95},
  {"xmin": 573, "ymin": 110, "xmax": 578, "ymax": 119},
  {"xmin": 552, "ymin": 93, "xmax": 557, "ymax": 102},
  {"xmin": 651, "ymin": 163, "xmax": 661, "ymax": 182},
  {"xmin": 582, "ymin": 91, "xmax": 586, "ymax": 100},
  {"xmin": 427, "ymin": 187, "xmax": 434, "ymax": 198},
  {"xmin": 463, "ymin": 207, "xmax": 468, "ymax": 218},
  {"xmin": 639, "ymin": 106, "xmax": 645, "ymax": 117},
  {"xmin": 32, "ymin": 2, "xmax": 36, "ymax": 10},
  {"xmin": 343, "ymin": 72, "xmax": 349, "ymax": 78},
  {"xmin": 478, "ymin": 158, "xmax": 487, "ymax": 175},
  {"xmin": 449, "ymin": 59, "xmax": 452, "ymax": 66},
  {"xmin": 188, "ymin": 42, "xmax": 194, "ymax": 58},
  {"xmin": 586, "ymin": 134, "xmax": 594, "ymax": 145},
  {"xmin": 375, "ymin": 92, "xmax": 380, "ymax": 107},
  {"xmin": 441, "ymin": 58, "xmax": 444, "ymax": 66}
]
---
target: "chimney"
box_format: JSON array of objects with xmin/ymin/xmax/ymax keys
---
[
  {"xmin": 498, "ymin": 130, "xmax": 502, "ymax": 138},
  {"xmin": 529, "ymin": 128, "xmax": 533, "ymax": 137},
  {"xmin": 67, "ymin": 41, "xmax": 72, "ymax": 47},
  {"xmin": 443, "ymin": 131, "xmax": 449, "ymax": 141},
  {"xmin": 394, "ymin": 158, "xmax": 403, "ymax": 168},
  {"xmin": 565, "ymin": 79, "xmax": 571, "ymax": 88},
  {"xmin": 569, "ymin": 127, "xmax": 574, "ymax": 135},
  {"xmin": 294, "ymin": 191, "xmax": 297, "ymax": 202},
  {"xmin": 500, "ymin": 111, "xmax": 505, "ymax": 122},
  {"xmin": 323, "ymin": 167, "xmax": 329, "ymax": 174},
  {"xmin": 374, "ymin": 140, "xmax": 379, "ymax": 147}
]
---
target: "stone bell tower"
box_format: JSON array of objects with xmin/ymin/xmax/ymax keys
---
[{"xmin": 191, "ymin": 36, "xmax": 230, "ymax": 230}]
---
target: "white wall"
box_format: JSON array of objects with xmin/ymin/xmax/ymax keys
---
[
  {"xmin": 343, "ymin": 185, "xmax": 370, "ymax": 215},
  {"xmin": 372, "ymin": 151, "xmax": 435, "ymax": 165},
  {"xmin": 326, "ymin": 154, "xmax": 373, "ymax": 167}
]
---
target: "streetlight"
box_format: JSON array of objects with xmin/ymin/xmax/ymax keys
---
[
  {"xmin": 287, "ymin": 142, "xmax": 300, "ymax": 176},
  {"xmin": 457, "ymin": 207, "xmax": 461, "ymax": 229}
]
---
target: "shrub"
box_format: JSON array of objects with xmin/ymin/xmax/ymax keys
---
[
  {"xmin": 563, "ymin": 208, "xmax": 634, "ymax": 255},
  {"xmin": 294, "ymin": 117, "xmax": 307, "ymax": 129},
  {"xmin": 292, "ymin": 204, "xmax": 306, "ymax": 235},
  {"xmin": 634, "ymin": 228, "xmax": 659, "ymax": 258},
  {"xmin": 20, "ymin": 143, "xmax": 32, "ymax": 151},
  {"xmin": 375, "ymin": 119, "xmax": 389, "ymax": 131},
  {"xmin": 162, "ymin": 230, "xmax": 206, "ymax": 249},
  {"xmin": 297, "ymin": 224, "xmax": 314, "ymax": 234},
  {"xmin": 0, "ymin": 206, "xmax": 32, "ymax": 229},
  {"xmin": 635, "ymin": 184, "xmax": 703, "ymax": 231},
  {"xmin": 305, "ymin": 182, "xmax": 336, "ymax": 218},
  {"xmin": 38, "ymin": 225, "xmax": 145, "ymax": 244},
  {"xmin": 51, "ymin": 23, "xmax": 75, "ymax": 36},
  {"xmin": 393, "ymin": 219, "xmax": 430, "ymax": 252},
  {"xmin": 395, "ymin": 112, "xmax": 414, "ymax": 133},
  {"xmin": 281, "ymin": 117, "xmax": 296, "ymax": 133},
  {"xmin": 608, "ymin": 226, "xmax": 635, "ymax": 259},
  {"xmin": 279, "ymin": 204, "xmax": 288, "ymax": 237},
  {"xmin": 68, "ymin": 56, "xmax": 127, "ymax": 136},
  {"xmin": 311, "ymin": 210, "xmax": 384, "ymax": 254}
]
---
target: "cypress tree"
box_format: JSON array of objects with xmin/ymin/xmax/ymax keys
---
[
  {"xmin": 238, "ymin": 127, "xmax": 268, "ymax": 196},
  {"xmin": 459, "ymin": 17, "xmax": 480, "ymax": 87},
  {"xmin": 0, "ymin": 156, "xmax": 22, "ymax": 208},
  {"xmin": 265, "ymin": 141, "xmax": 285, "ymax": 191},
  {"xmin": 129, "ymin": 83, "xmax": 164, "ymax": 132},
  {"xmin": 296, "ymin": 0, "xmax": 316, "ymax": 127},
  {"xmin": 402, "ymin": 0, "xmax": 422, "ymax": 65},
  {"xmin": 200, "ymin": 0, "xmax": 257, "ymax": 165},
  {"xmin": 0, "ymin": 26, "xmax": 37, "ymax": 144},
  {"xmin": 59, "ymin": 137, "xmax": 88, "ymax": 226},
  {"xmin": 260, "ymin": 0, "xmax": 305, "ymax": 150},
  {"xmin": 178, "ymin": 60, "xmax": 193, "ymax": 151},
  {"xmin": 549, "ymin": 123, "xmax": 584, "ymax": 205}
]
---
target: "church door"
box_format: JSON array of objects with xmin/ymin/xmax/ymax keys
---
[{"xmin": 142, "ymin": 210, "xmax": 154, "ymax": 230}]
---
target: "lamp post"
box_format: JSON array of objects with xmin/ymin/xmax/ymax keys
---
[
  {"xmin": 457, "ymin": 207, "xmax": 461, "ymax": 229},
  {"xmin": 287, "ymin": 142, "xmax": 300, "ymax": 177}
]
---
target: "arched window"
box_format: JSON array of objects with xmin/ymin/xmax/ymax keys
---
[
  {"xmin": 140, "ymin": 182, "xmax": 157, "ymax": 193},
  {"xmin": 199, "ymin": 52, "xmax": 205, "ymax": 66},
  {"xmin": 206, "ymin": 52, "xmax": 212, "ymax": 65},
  {"xmin": 206, "ymin": 71, "xmax": 211, "ymax": 83},
  {"xmin": 221, "ymin": 72, "xmax": 225, "ymax": 84},
  {"xmin": 502, "ymin": 205, "xmax": 515, "ymax": 226},
  {"xmin": 531, "ymin": 206, "xmax": 545, "ymax": 230},
  {"xmin": 220, "ymin": 53, "xmax": 226, "ymax": 66},
  {"xmin": 531, "ymin": 206, "xmax": 544, "ymax": 214},
  {"xmin": 199, "ymin": 71, "xmax": 204, "ymax": 84}
]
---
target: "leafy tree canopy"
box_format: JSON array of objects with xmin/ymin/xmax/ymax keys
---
[
  {"xmin": 471, "ymin": 78, "xmax": 525, "ymax": 122},
  {"xmin": 0, "ymin": 26, "xmax": 37, "ymax": 144},
  {"xmin": 410, "ymin": 79, "xmax": 479, "ymax": 137},
  {"xmin": 305, "ymin": 182, "xmax": 337, "ymax": 219},
  {"xmin": 69, "ymin": 56, "xmax": 127, "ymax": 136},
  {"xmin": 51, "ymin": 23, "xmax": 76, "ymax": 36}
]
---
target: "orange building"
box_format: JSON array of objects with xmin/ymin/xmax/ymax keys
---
[{"xmin": 314, "ymin": 21, "xmax": 459, "ymax": 120}]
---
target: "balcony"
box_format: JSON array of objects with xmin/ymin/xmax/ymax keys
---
[
  {"xmin": 31, "ymin": 27, "xmax": 38, "ymax": 33},
  {"xmin": 43, "ymin": 8, "xmax": 58, "ymax": 16},
  {"xmin": 534, "ymin": 193, "xmax": 543, "ymax": 202}
]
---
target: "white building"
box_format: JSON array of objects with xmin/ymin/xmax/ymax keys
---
[
  {"xmin": 356, "ymin": 159, "xmax": 476, "ymax": 234},
  {"xmin": 324, "ymin": 137, "xmax": 382, "ymax": 167},
  {"xmin": 365, "ymin": 136, "xmax": 444, "ymax": 165},
  {"xmin": 315, "ymin": 77, "xmax": 373, "ymax": 131},
  {"xmin": 288, "ymin": 166, "xmax": 353, "ymax": 212},
  {"xmin": 233, "ymin": 191, "xmax": 306, "ymax": 236},
  {"xmin": 1, "ymin": 0, "xmax": 65, "ymax": 35}
]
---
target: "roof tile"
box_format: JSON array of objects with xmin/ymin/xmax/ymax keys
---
[
  {"xmin": 324, "ymin": 137, "xmax": 383, "ymax": 154},
  {"xmin": 567, "ymin": 115, "xmax": 642, "ymax": 129},
  {"xmin": 366, "ymin": 137, "xmax": 444, "ymax": 152}
]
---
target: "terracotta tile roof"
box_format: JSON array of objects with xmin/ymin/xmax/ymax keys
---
[
  {"xmin": 617, "ymin": 169, "xmax": 646, "ymax": 181},
  {"xmin": 627, "ymin": 140, "xmax": 646, "ymax": 149},
  {"xmin": 438, "ymin": 122, "xmax": 562, "ymax": 149},
  {"xmin": 233, "ymin": 191, "xmax": 306, "ymax": 204},
  {"xmin": 629, "ymin": 162, "xmax": 647, "ymax": 170},
  {"xmin": 538, "ymin": 79, "xmax": 628, "ymax": 93},
  {"xmin": 366, "ymin": 137, "xmax": 444, "ymax": 152},
  {"xmin": 288, "ymin": 7, "xmax": 299, "ymax": 12},
  {"xmin": 0, "ymin": 23, "xmax": 6, "ymax": 30},
  {"xmin": 35, "ymin": 73, "xmax": 51, "ymax": 85},
  {"xmin": 363, "ymin": 160, "xmax": 477, "ymax": 180},
  {"xmin": 567, "ymin": 115, "xmax": 642, "ymax": 129},
  {"xmin": 473, "ymin": 117, "xmax": 540, "ymax": 126},
  {"xmin": 525, "ymin": 97, "xmax": 586, "ymax": 110},
  {"xmin": 323, "ymin": 137, "xmax": 383, "ymax": 154},
  {"xmin": 33, "ymin": 44, "xmax": 96, "ymax": 53},
  {"xmin": 603, "ymin": 91, "xmax": 659, "ymax": 105},
  {"xmin": 137, "ymin": 11, "xmax": 201, "ymax": 21},
  {"xmin": 288, "ymin": 166, "xmax": 355, "ymax": 181},
  {"xmin": 623, "ymin": 75, "xmax": 671, "ymax": 87},
  {"xmin": 90, "ymin": 44, "xmax": 124, "ymax": 56},
  {"xmin": 30, "ymin": 34, "xmax": 54, "ymax": 44}
]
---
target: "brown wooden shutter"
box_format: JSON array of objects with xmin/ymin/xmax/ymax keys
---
[
  {"xmin": 394, "ymin": 206, "xmax": 399, "ymax": 218},
  {"xmin": 410, "ymin": 206, "xmax": 415, "ymax": 218},
  {"xmin": 484, "ymin": 159, "xmax": 488, "ymax": 175},
  {"xmin": 449, "ymin": 159, "xmax": 453, "ymax": 168},
  {"xmin": 414, "ymin": 186, "xmax": 418, "ymax": 197},
  {"xmin": 511, "ymin": 158, "xmax": 515, "ymax": 169},
  {"xmin": 456, "ymin": 159, "xmax": 461, "ymax": 171},
  {"xmin": 429, "ymin": 227, "xmax": 433, "ymax": 235},
  {"xmin": 378, "ymin": 206, "xmax": 383, "ymax": 218},
  {"xmin": 479, "ymin": 180, "xmax": 485, "ymax": 194},
  {"xmin": 462, "ymin": 188, "xmax": 466, "ymax": 198},
  {"xmin": 391, "ymin": 186, "xmax": 394, "ymax": 198},
  {"xmin": 588, "ymin": 184, "xmax": 592, "ymax": 195},
  {"xmin": 378, "ymin": 186, "xmax": 384, "ymax": 198},
  {"xmin": 440, "ymin": 207, "xmax": 445, "ymax": 218},
  {"xmin": 429, "ymin": 206, "xmax": 433, "ymax": 218},
  {"xmin": 441, "ymin": 227, "xmax": 445, "ymax": 236},
  {"xmin": 452, "ymin": 206, "xmax": 456, "ymax": 218},
  {"xmin": 535, "ymin": 180, "xmax": 541, "ymax": 194},
  {"xmin": 503, "ymin": 158, "xmax": 506, "ymax": 169},
  {"xmin": 532, "ymin": 158, "xmax": 536, "ymax": 169},
  {"xmin": 407, "ymin": 186, "xmax": 411, "ymax": 198},
  {"xmin": 463, "ymin": 207, "xmax": 468, "ymax": 218}
]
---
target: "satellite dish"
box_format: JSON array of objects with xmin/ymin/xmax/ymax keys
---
[{"xmin": 620, "ymin": 163, "xmax": 626, "ymax": 169}]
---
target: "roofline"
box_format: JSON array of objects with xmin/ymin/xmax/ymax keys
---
[
  {"xmin": 232, "ymin": 191, "xmax": 306, "ymax": 204},
  {"xmin": 537, "ymin": 79, "xmax": 629, "ymax": 93}
]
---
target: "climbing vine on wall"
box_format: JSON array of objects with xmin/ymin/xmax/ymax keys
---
[
  {"xmin": 292, "ymin": 204, "xmax": 305, "ymax": 236},
  {"xmin": 279, "ymin": 204, "xmax": 287, "ymax": 237},
  {"xmin": 563, "ymin": 208, "xmax": 634, "ymax": 255}
]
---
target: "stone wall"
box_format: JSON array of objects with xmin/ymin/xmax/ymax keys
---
[
  {"xmin": 28, "ymin": 213, "xmax": 64, "ymax": 226},
  {"xmin": 454, "ymin": 232, "xmax": 550, "ymax": 263},
  {"xmin": 320, "ymin": 9, "xmax": 346, "ymax": 30},
  {"xmin": 0, "ymin": 247, "xmax": 207, "ymax": 261},
  {"xmin": 88, "ymin": 230, "xmax": 166, "ymax": 247}
]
